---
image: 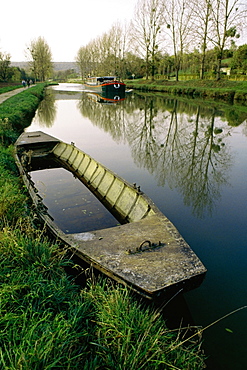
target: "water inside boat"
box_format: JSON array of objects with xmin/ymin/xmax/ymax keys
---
[{"xmin": 29, "ymin": 157, "xmax": 119, "ymax": 234}]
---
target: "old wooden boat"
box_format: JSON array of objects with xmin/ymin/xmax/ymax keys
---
[
  {"xmin": 84, "ymin": 76, "xmax": 126, "ymax": 94},
  {"xmin": 15, "ymin": 131, "xmax": 206, "ymax": 299}
]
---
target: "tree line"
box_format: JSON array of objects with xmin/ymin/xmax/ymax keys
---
[
  {"xmin": 76, "ymin": 0, "xmax": 247, "ymax": 81},
  {"xmin": 0, "ymin": 0, "xmax": 246, "ymax": 83}
]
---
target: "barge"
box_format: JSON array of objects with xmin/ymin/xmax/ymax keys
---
[{"xmin": 84, "ymin": 76, "xmax": 126, "ymax": 94}]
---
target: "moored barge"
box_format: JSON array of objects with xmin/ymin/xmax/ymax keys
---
[{"xmin": 85, "ymin": 76, "xmax": 126, "ymax": 94}]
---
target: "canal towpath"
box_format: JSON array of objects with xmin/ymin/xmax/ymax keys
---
[{"xmin": 0, "ymin": 86, "xmax": 35, "ymax": 105}]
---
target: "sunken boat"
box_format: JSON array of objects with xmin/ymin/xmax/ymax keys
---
[{"xmin": 14, "ymin": 131, "xmax": 206, "ymax": 299}]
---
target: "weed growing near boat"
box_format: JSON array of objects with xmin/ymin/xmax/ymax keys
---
[
  {"xmin": 0, "ymin": 146, "xmax": 27, "ymax": 228},
  {"xmin": 82, "ymin": 279, "xmax": 206, "ymax": 369}
]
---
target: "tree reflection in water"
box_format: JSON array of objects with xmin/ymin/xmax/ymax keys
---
[
  {"xmin": 78, "ymin": 92, "xmax": 235, "ymax": 218},
  {"xmin": 35, "ymin": 86, "xmax": 247, "ymax": 218}
]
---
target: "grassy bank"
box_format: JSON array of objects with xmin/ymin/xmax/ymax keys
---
[
  {"xmin": 126, "ymin": 79, "xmax": 247, "ymax": 103},
  {"xmin": 0, "ymin": 85, "xmax": 206, "ymax": 368},
  {"xmin": 0, "ymin": 84, "xmax": 46, "ymax": 145},
  {"xmin": 0, "ymin": 84, "xmax": 22, "ymax": 95}
]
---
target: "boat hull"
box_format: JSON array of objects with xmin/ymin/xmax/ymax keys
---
[{"xmin": 84, "ymin": 82, "xmax": 125, "ymax": 94}]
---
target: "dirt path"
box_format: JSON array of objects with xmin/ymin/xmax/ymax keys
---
[{"xmin": 0, "ymin": 86, "xmax": 34, "ymax": 104}]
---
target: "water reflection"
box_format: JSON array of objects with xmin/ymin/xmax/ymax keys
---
[
  {"xmin": 128, "ymin": 98, "xmax": 233, "ymax": 218},
  {"xmin": 35, "ymin": 89, "xmax": 56, "ymax": 127},
  {"xmin": 33, "ymin": 85, "xmax": 247, "ymax": 218},
  {"xmin": 77, "ymin": 93, "xmax": 126, "ymax": 142},
  {"xmin": 27, "ymin": 84, "xmax": 247, "ymax": 369},
  {"xmin": 30, "ymin": 166, "xmax": 118, "ymax": 234}
]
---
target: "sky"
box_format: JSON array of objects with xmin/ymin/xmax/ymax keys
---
[{"xmin": 0, "ymin": 0, "xmax": 137, "ymax": 61}]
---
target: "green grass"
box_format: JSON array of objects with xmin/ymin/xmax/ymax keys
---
[
  {"xmin": 82, "ymin": 280, "xmax": 205, "ymax": 369},
  {"xmin": 0, "ymin": 146, "xmax": 28, "ymax": 228},
  {"xmin": 0, "ymin": 228, "xmax": 94, "ymax": 369}
]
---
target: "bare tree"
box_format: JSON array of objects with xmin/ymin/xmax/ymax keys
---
[
  {"xmin": 164, "ymin": 0, "xmax": 194, "ymax": 81},
  {"xmin": 208, "ymin": 0, "xmax": 247, "ymax": 80},
  {"xmin": 189, "ymin": 0, "xmax": 212, "ymax": 79},
  {"xmin": 76, "ymin": 45, "xmax": 92, "ymax": 78},
  {"xmin": 76, "ymin": 37, "xmax": 103, "ymax": 78},
  {"xmin": 131, "ymin": 0, "xmax": 164, "ymax": 80},
  {"xmin": 108, "ymin": 22, "xmax": 130, "ymax": 78},
  {"xmin": 118, "ymin": 22, "xmax": 131, "ymax": 79},
  {"xmin": 76, "ymin": 22, "xmax": 130, "ymax": 78},
  {"xmin": 88, "ymin": 39, "xmax": 101, "ymax": 76},
  {"xmin": 27, "ymin": 37, "xmax": 52, "ymax": 82}
]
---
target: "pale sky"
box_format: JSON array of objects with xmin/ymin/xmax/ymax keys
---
[{"xmin": 0, "ymin": 0, "xmax": 137, "ymax": 61}]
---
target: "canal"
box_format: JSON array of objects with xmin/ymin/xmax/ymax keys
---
[{"xmin": 26, "ymin": 83, "xmax": 247, "ymax": 369}]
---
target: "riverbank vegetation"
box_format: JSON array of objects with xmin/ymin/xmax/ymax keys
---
[
  {"xmin": 0, "ymin": 85, "xmax": 206, "ymax": 368},
  {"xmin": 126, "ymin": 78, "xmax": 247, "ymax": 102}
]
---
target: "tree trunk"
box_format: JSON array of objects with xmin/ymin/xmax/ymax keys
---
[
  {"xmin": 200, "ymin": 57, "xmax": 205, "ymax": 79},
  {"xmin": 145, "ymin": 50, "xmax": 149, "ymax": 80},
  {"xmin": 216, "ymin": 51, "xmax": 223, "ymax": 80}
]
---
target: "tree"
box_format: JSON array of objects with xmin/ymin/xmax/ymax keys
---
[
  {"xmin": 27, "ymin": 37, "xmax": 53, "ymax": 81},
  {"xmin": 161, "ymin": 53, "xmax": 175, "ymax": 78},
  {"xmin": 0, "ymin": 51, "xmax": 11, "ymax": 82},
  {"xmin": 9, "ymin": 67, "xmax": 21, "ymax": 82},
  {"xmin": 76, "ymin": 35, "xmax": 111, "ymax": 78},
  {"xmin": 189, "ymin": 0, "xmax": 213, "ymax": 79},
  {"xmin": 230, "ymin": 44, "xmax": 247, "ymax": 73},
  {"xmin": 182, "ymin": 49, "xmax": 201, "ymax": 74},
  {"xmin": 124, "ymin": 52, "xmax": 146, "ymax": 78},
  {"xmin": 76, "ymin": 45, "xmax": 92, "ymax": 78},
  {"xmin": 76, "ymin": 22, "xmax": 130, "ymax": 79},
  {"xmin": 131, "ymin": 0, "xmax": 164, "ymax": 80},
  {"xmin": 208, "ymin": 0, "xmax": 246, "ymax": 80},
  {"xmin": 107, "ymin": 22, "xmax": 130, "ymax": 79},
  {"xmin": 164, "ymin": 0, "xmax": 194, "ymax": 81}
]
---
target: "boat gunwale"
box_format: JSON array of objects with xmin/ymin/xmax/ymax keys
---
[{"xmin": 51, "ymin": 141, "xmax": 161, "ymax": 224}]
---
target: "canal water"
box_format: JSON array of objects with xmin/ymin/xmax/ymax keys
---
[{"xmin": 26, "ymin": 83, "xmax": 247, "ymax": 369}]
